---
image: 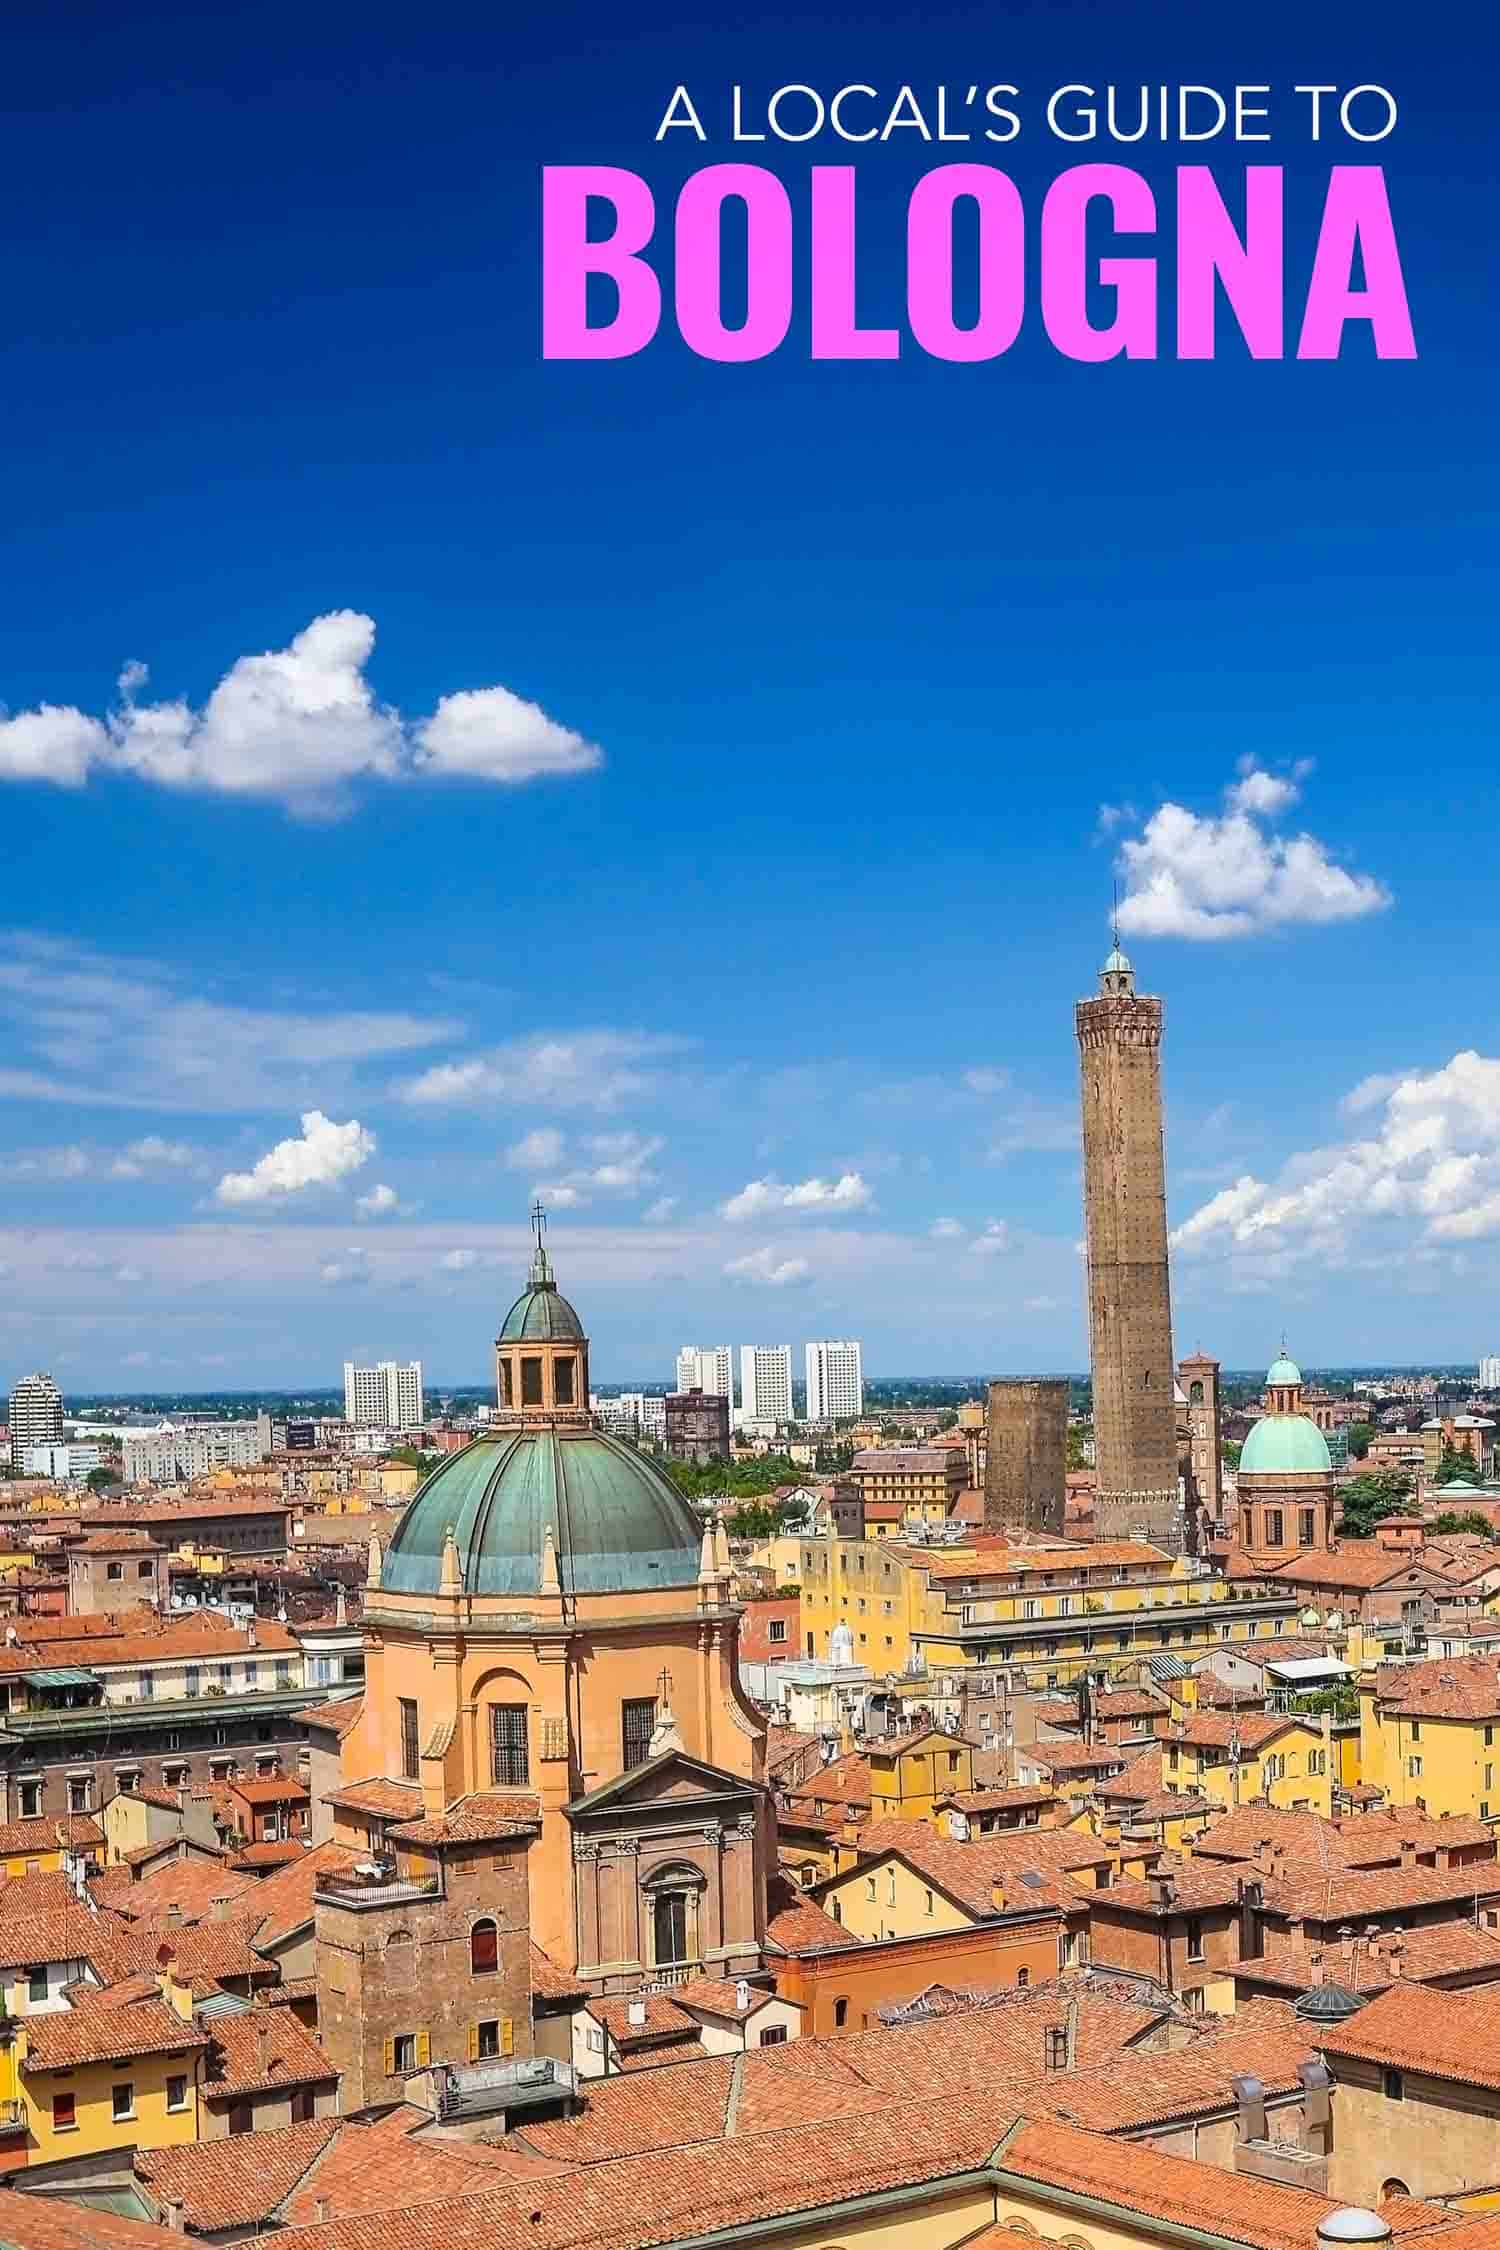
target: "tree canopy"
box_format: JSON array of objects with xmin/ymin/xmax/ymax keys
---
[{"xmin": 1336, "ymin": 1470, "xmax": 1415, "ymax": 1538}]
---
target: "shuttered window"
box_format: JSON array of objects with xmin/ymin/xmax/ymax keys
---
[{"xmin": 491, "ymin": 1703, "xmax": 529, "ymax": 1787}]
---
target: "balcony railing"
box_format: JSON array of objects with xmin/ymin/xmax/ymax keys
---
[
  {"xmin": 434, "ymin": 2056, "xmax": 576, "ymax": 2122},
  {"xmin": 313, "ymin": 1872, "xmax": 441, "ymax": 1910},
  {"xmin": 641, "ymin": 1962, "xmax": 699, "ymax": 1990}
]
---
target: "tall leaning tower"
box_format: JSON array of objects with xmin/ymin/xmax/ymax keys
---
[{"xmin": 1075, "ymin": 940, "xmax": 1184, "ymax": 1553}]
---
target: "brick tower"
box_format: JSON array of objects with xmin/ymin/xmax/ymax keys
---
[
  {"xmin": 984, "ymin": 1379, "xmax": 1067, "ymax": 1538},
  {"xmin": 1075, "ymin": 940, "xmax": 1184, "ymax": 1552}
]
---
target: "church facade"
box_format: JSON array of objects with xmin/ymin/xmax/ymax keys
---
[{"xmin": 315, "ymin": 1215, "xmax": 773, "ymax": 2112}]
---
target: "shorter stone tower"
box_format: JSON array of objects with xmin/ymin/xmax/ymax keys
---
[
  {"xmin": 984, "ymin": 1380, "xmax": 1067, "ymax": 1537},
  {"xmin": 1177, "ymin": 1353, "xmax": 1224, "ymax": 1532}
]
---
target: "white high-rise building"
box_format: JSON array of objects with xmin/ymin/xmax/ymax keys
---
[
  {"xmin": 740, "ymin": 1344, "xmax": 792, "ymax": 1427},
  {"xmin": 343, "ymin": 1360, "xmax": 425, "ymax": 1430},
  {"xmin": 1481, "ymin": 1355, "xmax": 1500, "ymax": 1390},
  {"xmin": 8, "ymin": 1372, "xmax": 64, "ymax": 1459},
  {"xmin": 675, "ymin": 1346, "xmax": 735, "ymax": 1406},
  {"xmin": 805, "ymin": 1339, "xmax": 863, "ymax": 1423}
]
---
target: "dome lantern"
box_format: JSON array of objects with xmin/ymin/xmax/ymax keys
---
[{"xmin": 495, "ymin": 1199, "xmax": 590, "ymax": 1421}]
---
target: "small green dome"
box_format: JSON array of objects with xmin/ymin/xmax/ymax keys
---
[
  {"xmin": 498, "ymin": 1276, "xmax": 585, "ymax": 1343},
  {"xmin": 1266, "ymin": 1352, "xmax": 1303, "ymax": 1386},
  {"xmin": 1239, "ymin": 1414, "xmax": 1332, "ymax": 1477},
  {"xmin": 381, "ymin": 1427, "xmax": 704, "ymax": 1598},
  {"xmin": 1103, "ymin": 943, "xmax": 1133, "ymax": 975}
]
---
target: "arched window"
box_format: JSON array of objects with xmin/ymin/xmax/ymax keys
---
[
  {"xmin": 833, "ymin": 1997, "xmax": 849, "ymax": 2028},
  {"xmin": 1189, "ymin": 1380, "xmax": 1204, "ymax": 1405},
  {"xmin": 471, "ymin": 1918, "xmax": 499, "ymax": 1975},
  {"xmin": 1381, "ymin": 2182, "xmax": 1411, "ymax": 2204}
]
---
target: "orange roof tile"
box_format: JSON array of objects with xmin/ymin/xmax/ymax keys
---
[
  {"xmin": 204, "ymin": 2006, "xmax": 338, "ymax": 2097},
  {"xmin": 0, "ymin": 1811, "xmax": 102, "ymax": 1857},
  {"xmin": 21, "ymin": 1986, "xmax": 209, "ymax": 2070},
  {"xmin": 1317, "ymin": 1979, "xmax": 1500, "ymax": 2090},
  {"xmin": 136, "ymin": 2118, "xmax": 339, "ymax": 2230},
  {"xmin": 326, "ymin": 1776, "xmax": 425, "ymax": 1821},
  {"xmin": 389, "ymin": 1791, "xmax": 543, "ymax": 1846}
]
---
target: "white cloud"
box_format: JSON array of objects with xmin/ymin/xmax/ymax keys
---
[
  {"xmin": 970, "ymin": 1220, "xmax": 1013, "ymax": 1258},
  {"xmin": 439, "ymin": 1247, "xmax": 481, "ymax": 1271},
  {"xmin": 721, "ymin": 1172, "xmax": 872, "ymax": 1222},
  {"xmin": 0, "ymin": 932, "xmax": 457, "ymax": 1114},
  {"xmin": 534, "ymin": 1133, "xmax": 666, "ymax": 1208},
  {"xmin": 1172, "ymin": 1051, "xmax": 1500, "ymax": 1267},
  {"xmin": 725, "ymin": 1247, "xmax": 812, "ymax": 1287},
  {"xmin": 0, "ymin": 1135, "xmax": 203, "ymax": 1183},
  {"xmin": 354, "ymin": 1182, "xmax": 402, "ymax": 1219},
  {"xmin": 215, "ymin": 1111, "xmax": 375, "ymax": 1206},
  {"xmin": 930, "ymin": 1217, "xmax": 965, "ymax": 1240},
  {"xmin": 962, "ymin": 1067, "xmax": 1010, "ymax": 1097},
  {"xmin": 411, "ymin": 685, "xmax": 601, "ymax": 785},
  {"xmin": 642, "ymin": 1196, "xmax": 678, "ymax": 1223},
  {"xmin": 400, "ymin": 1032, "xmax": 679, "ymax": 1114},
  {"xmin": 0, "ymin": 612, "xmax": 601, "ymax": 816},
  {"xmin": 504, "ymin": 1128, "xmax": 565, "ymax": 1171},
  {"xmin": 1115, "ymin": 766, "xmax": 1390, "ymax": 941}
]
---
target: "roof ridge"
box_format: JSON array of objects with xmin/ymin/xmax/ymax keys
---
[
  {"xmin": 723, "ymin": 2050, "xmax": 745, "ymax": 2137},
  {"xmin": 270, "ymin": 2116, "xmax": 353, "ymax": 2222}
]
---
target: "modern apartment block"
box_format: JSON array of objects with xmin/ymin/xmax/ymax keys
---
[
  {"xmin": 7, "ymin": 1371, "xmax": 64, "ymax": 1458},
  {"xmin": 805, "ymin": 1338, "xmax": 863, "ymax": 1423},
  {"xmin": 342, "ymin": 1359, "xmax": 425, "ymax": 1429},
  {"xmin": 739, "ymin": 1344, "xmax": 793, "ymax": 1427},
  {"xmin": 674, "ymin": 1345, "xmax": 735, "ymax": 1405},
  {"xmin": 1481, "ymin": 1355, "xmax": 1500, "ymax": 1390},
  {"xmin": 123, "ymin": 1416, "xmax": 275, "ymax": 1484}
]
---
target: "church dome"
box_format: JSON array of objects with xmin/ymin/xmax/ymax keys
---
[
  {"xmin": 498, "ymin": 1276, "xmax": 585, "ymax": 1342},
  {"xmin": 381, "ymin": 1426, "xmax": 705, "ymax": 1599},
  {"xmin": 1266, "ymin": 1352, "xmax": 1304, "ymax": 1386},
  {"xmin": 1240, "ymin": 1414, "xmax": 1332, "ymax": 1476}
]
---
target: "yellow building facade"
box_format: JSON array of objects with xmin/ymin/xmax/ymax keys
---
[
  {"xmin": 1163, "ymin": 1714, "xmax": 1334, "ymax": 1815},
  {"xmin": 1359, "ymin": 1663, "xmax": 1500, "ymax": 1820},
  {"xmin": 799, "ymin": 1532, "xmax": 1301, "ymax": 1689}
]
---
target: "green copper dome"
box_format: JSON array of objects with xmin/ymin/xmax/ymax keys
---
[
  {"xmin": 1239, "ymin": 1414, "xmax": 1332, "ymax": 1477},
  {"xmin": 498, "ymin": 1276, "xmax": 585, "ymax": 1343},
  {"xmin": 381, "ymin": 1426, "xmax": 704, "ymax": 1598},
  {"xmin": 1103, "ymin": 942, "xmax": 1133, "ymax": 975},
  {"xmin": 1266, "ymin": 1353, "xmax": 1303, "ymax": 1386}
]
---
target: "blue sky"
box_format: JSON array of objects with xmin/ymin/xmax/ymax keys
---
[{"xmin": 1, "ymin": 0, "xmax": 1496, "ymax": 1390}]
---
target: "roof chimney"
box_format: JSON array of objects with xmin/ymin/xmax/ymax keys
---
[{"xmin": 628, "ymin": 1999, "xmax": 647, "ymax": 2027}]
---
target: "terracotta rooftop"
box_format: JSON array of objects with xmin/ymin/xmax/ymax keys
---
[
  {"xmin": 107, "ymin": 1856, "xmax": 255, "ymax": 1923},
  {"xmin": 21, "ymin": 1985, "xmax": 210, "ymax": 2070},
  {"xmin": 0, "ymin": 2189, "xmax": 168, "ymax": 2248},
  {"xmin": 325, "ymin": 1776, "xmax": 425, "ymax": 1821},
  {"xmin": 1375, "ymin": 1654, "xmax": 1500, "ymax": 1721},
  {"xmin": 764, "ymin": 1876, "xmax": 851, "ymax": 1956},
  {"xmin": 204, "ymin": 2005, "xmax": 339, "ymax": 2097},
  {"xmin": 1167, "ymin": 1712, "xmax": 1312, "ymax": 1751},
  {"xmin": 1315, "ymin": 1978, "xmax": 1500, "ymax": 2090},
  {"xmin": 0, "ymin": 1811, "xmax": 102, "ymax": 1857},
  {"xmin": 299, "ymin": 1692, "xmax": 366, "ymax": 1737},
  {"xmin": 389, "ymin": 1791, "xmax": 543, "ymax": 1846},
  {"xmin": 136, "ymin": 2117, "xmax": 340, "ymax": 2230},
  {"xmin": 227, "ymin": 1774, "xmax": 310, "ymax": 1804},
  {"xmin": 531, "ymin": 1940, "xmax": 588, "ymax": 2000}
]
